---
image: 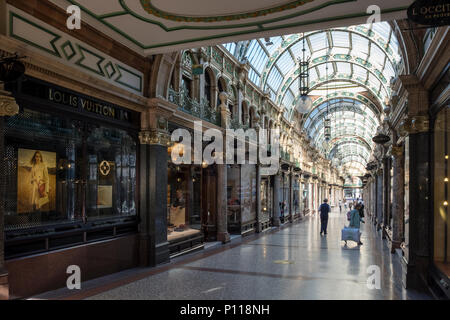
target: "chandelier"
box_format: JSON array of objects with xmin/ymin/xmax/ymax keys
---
[
  {"xmin": 0, "ymin": 53, "xmax": 26, "ymax": 83},
  {"xmin": 295, "ymin": 33, "xmax": 312, "ymax": 114},
  {"xmin": 323, "ymin": 34, "xmax": 331, "ymax": 150}
]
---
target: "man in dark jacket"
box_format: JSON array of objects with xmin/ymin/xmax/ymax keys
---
[{"xmin": 319, "ymin": 199, "xmax": 331, "ymax": 235}]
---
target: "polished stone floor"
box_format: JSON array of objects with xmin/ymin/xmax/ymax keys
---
[{"xmin": 35, "ymin": 209, "xmax": 432, "ymax": 300}]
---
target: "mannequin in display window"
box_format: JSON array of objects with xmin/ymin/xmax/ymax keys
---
[{"xmin": 170, "ymin": 189, "xmax": 186, "ymax": 229}]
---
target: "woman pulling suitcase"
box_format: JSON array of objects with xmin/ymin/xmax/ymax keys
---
[{"xmin": 342, "ymin": 203, "xmax": 365, "ymax": 246}]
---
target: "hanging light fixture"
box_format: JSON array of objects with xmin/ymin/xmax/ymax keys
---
[
  {"xmin": 296, "ymin": 33, "xmax": 312, "ymax": 114},
  {"xmin": 0, "ymin": 53, "xmax": 26, "ymax": 83},
  {"xmin": 323, "ymin": 33, "xmax": 331, "ymax": 150}
]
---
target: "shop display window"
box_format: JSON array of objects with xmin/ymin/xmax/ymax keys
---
[
  {"xmin": 261, "ymin": 178, "xmax": 270, "ymax": 221},
  {"xmin": 434, "ymin": 105, "xmax": 449, "ymax": 277},
  {"xmin": 227, "ymin": 165, "xmax": 241, "ymax": 232},
  {"xmin": 85, "ymin": 126, "xmax": 137, "ymax": 219},
  {"xmin": 302, "ymin": 183, "xmax": 309, "ymax": 212},
  {"xmin": 167, "ymin": 164, "xmax": 202, "ymax": 241},
  {"xmin": 281, "ymin": 173, "xmax": 290, "ymax": 218},
  {"xmin": 293, "ymin": 179, "xmax": 300, "ymax": 214},
  {"xmin": 4, "ymin": 108, "xmax": 137, "ymax": 231}
]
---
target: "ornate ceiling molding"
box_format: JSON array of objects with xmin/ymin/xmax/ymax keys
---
[{"xmin": 141, "ymin": 0, "xmax": 315, "ymax": 23}]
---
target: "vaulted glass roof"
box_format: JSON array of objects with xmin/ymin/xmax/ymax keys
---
[{"xmin": 221, "ymin": 21, "xmax": 401, "ymax": 178}]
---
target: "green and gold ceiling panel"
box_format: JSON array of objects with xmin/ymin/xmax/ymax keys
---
[
  {"xmin": 50, "ymin": 0, "xmax": 412, "ymax": 54},
  {"xmin": 8, "ymin": 7, "xmax": 144, "ymax": 94}
]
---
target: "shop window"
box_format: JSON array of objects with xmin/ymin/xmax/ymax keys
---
[
  {"xmin": 281, "ymin": 173, "xmax": 290, "ymax": 219},
  {"xmin": 227, "ymin": 165, "xmax": 241, "ymax": 233},
  {"xmin": 293, "ymin": 178, "xmax": 300, "ymax": 214},
  {"xmin": 302, "ymin": 182, "xmax": 309, "ymax": 211},
  {"xmin": 85, "ymin": 126, "xmax": 137, "ymax": 219},
  {"xmin": 261, "ymin": 178, "xmax": 270, "ymax": 222},
  {"xmin": 4, "ymin": 108, "xmax": 137, "ymax": 232},
  {"xmin": 434, "ymin": 105, "xmax": 449, "ymax": 277},
  {"xmin": 167, "ymin": 164, "xmax": 202, "ymax": 241},
  {"xmin": 227, "ymin": 164, "xmax": 257, "ymax": 233}
]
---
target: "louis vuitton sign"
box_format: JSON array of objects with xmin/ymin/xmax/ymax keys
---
[
  {"xmin": 9, "ymin": 78, "xmax": 137, "ymax": 125},
  {"xmin": 408, "ymin": 0, "xmax": 450, "ymax": 26},
  {"xmin": 48, "ymin": 88, "xmax": 117, "ymax": 119}
]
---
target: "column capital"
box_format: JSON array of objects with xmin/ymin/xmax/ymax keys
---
[
  {"xmin": 398, "ymin": 115, "xmax": 430, "ymax": 136},
  {"xmin": 0, "ymin": 90, "xmax": 19, "ymax": 117},
  {"xmin": 391, "ymin": 145, "xmax": 404, "ymax": 158},
  {"xmin": 139, "ymin": 129, "xmax": 170, "ymax": 146}
]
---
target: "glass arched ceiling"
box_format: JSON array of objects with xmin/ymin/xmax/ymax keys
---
[
  {"xmin": 223, "ymin": 22, "xmax": 400, "ymax": 107},
  {"xmin": 221, "ymin": 21, "xmax": 400, "ymax": 178}
]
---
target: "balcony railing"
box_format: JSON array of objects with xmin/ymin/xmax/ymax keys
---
[
  {"xmin": 168, "ymin": 88, "xmax": 221, "ymax": 126},
  {"xmin": 229, "ymin": 117, "xmax": 250, "ymax": 130}
]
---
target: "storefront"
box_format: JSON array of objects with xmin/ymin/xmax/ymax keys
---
[
  {"xmin": 293, "ymin": 174, "xmax": 301, "ymax": 220},
  {"xmin": 227, "ymin": 164, "xmax": 257, "ymax": 235},
  {"xmin": 301, "ymin": 175, "xmax": 311, "ymax": 215},
  {"xmin": 3, "ymin": 77, "xmax": 140, "ymax": 297},
  {"xmin": 260, "ymin": 175, "xmax": 272, "ymax": 230},
  {"xmin": 432, "ymin": 104, "xmax": 449, "ymax": 296},
  {"xmin": 166, "ymin": 123, "xmax": 208, "ymax": 255}
]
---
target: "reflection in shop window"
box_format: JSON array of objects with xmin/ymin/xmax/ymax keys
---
[
  {"xmin": 86, "ymin": 126, "xmax": 137, "ymax": 219},
  {"xmin": 167, "ymin": 164, "xmax": 202, "ymax": 241},
  {"xmin": 4, "ymin": 109, "xmax": 137, "ymax": 231},
  {"xmin": 434, "ymin": 105, "xmax": 449, "ymax": 277}
]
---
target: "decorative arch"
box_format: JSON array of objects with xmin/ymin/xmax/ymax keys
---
[
  {"xmin": 149, "ymin": 51, "xmax": 181, "ymax": 98},
  {"xmin": 204, "ymin": 67, "xmax": 216, "ymax": 108}
]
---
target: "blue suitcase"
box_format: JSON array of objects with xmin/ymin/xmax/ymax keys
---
[{"xmin": 341, "ymin": 227, "xmax": 361, "ymax": 243}]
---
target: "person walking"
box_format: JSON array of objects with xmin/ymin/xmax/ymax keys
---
[
  {"xmin": 319, "ymin": 199, "xmax": 331, "ymax": 235},
  {"xmin": 349, "ymin": 203, "xmax": 365, "ymax": 245},
  {"xmin": 338, "ymin": 200, "xmax": 342, "ymax": 213},
  {"xmin": 358, "ymin": 200, "xmax": 365, "ymax": 218}
]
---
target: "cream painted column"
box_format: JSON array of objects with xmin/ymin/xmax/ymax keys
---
[
  {"xmin": 273, "ymin": 173, "xmax": 281, "ymax": 226},
  {"xmin": 289, "ymin": 169, "xmax": 294, "ymax": 222},
  {"xmin": 217, "ymin": 92, "xmax": 230, "ymax": 243},
  {"xmin": 0, "ymin": 89, "xmax": 19, "ymax": 300}
]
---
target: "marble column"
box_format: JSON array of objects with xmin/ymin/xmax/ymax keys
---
[
  {"xmin": 273, "ymin": 173, "xmax": 281, "ymax": 226},
  {"xmin": 289, "ymin": 170, "xmax": 294, "ymax": 222},
  {"xmin": 217, "ymin": 93, "xmax": 230, "ymax": 243},
  {"xmin": 139, "ymin": 128, "xmax": 170, "ymax": 266},
  {"xmin": 0, "ymin": 89, "xmax": 20, "ymax": 300},
  {"xmin": 403, "ymin": 124, "xmax": 431, "ymax": 289},
  {"xmin": 299, "ymin": 177, "xmax": 303, "ymax": 217},
  {"xmin": 255, "ymin": 164, "xmax": 262, "ymax": 232},
  {"xmin": 376, "ymin": 170, "xmax": 383, "ymax": 230},
  {"xmin": 391, "ymin": 145, "xmax": 404, "ymax": 253},
  {"xmin": 382, "ymin": 157, "xmax": 390, "ymax": 239},
  {"xmin": 398, "ymin": 75, "xmax": 431, "ymax": 290}
]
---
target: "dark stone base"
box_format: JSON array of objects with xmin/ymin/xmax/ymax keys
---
[
  {"xmin": 390, "ymin": 240, "xmax": 401, "ymax": 254},
  {"xmin": 401, "ymin": 256, "xmax": 429, "ymax": 291},
  {"xmin": 257, "ymin": 220, "xmax": 271, "ymax": 233},
  {"xmin": 155, "ymin": 242, "xmax": 170, "ymax": 265},
  {"xmin": 272, "ymin": 218, "xmax": 281, "ymax": 227},
  {"xmin": 203, "ymin": 225, "xmax": 217, "ymax": 241},
  {"xmin": 0, "ymin": 270, "xmax": 8, "ymax": 300},
  {"xmin": 139, "ymin": 234, "xmax": 151, "ymax": 267},
  {"xmin": 217, "ymin": 232, "xmax": 230, "ymax": 244},
  {"xmin": 6, "ymin": 234, "xmax": 139, "ymax": 298}
]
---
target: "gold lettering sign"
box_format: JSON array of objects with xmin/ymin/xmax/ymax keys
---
[
  {"xmin": 48, "ymin": 88, "xmax": 119, "ymax": 120},
  {"xmin": 408, "ymin": 0, "xmax": 450, "ymax": 26}
]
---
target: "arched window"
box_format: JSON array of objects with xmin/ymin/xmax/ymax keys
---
[
  {"xmin": 204, "ymin": 69, "xmax": 212, "ymax": 107},
  {"xmin": 249, "ymin": 107, "xmax": 254, "ymax": 128}
]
